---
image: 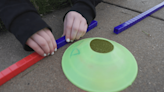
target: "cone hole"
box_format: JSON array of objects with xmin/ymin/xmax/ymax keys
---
[{"xmin": 90, "ymin": 39, "xmax": 114, "ymax": 53}]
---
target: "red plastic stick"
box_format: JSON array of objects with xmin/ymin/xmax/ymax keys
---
[{"xmin": 0, "ymin": 52, "xmax": 44, "ymax": 86}]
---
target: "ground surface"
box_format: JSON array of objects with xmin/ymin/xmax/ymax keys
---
[{"xmin": 1, "ymin": 0, "xmax": 164, "ymax": 92}]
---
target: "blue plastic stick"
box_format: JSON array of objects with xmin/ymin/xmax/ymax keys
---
[
  {"xmin": 56, "ymin": 20, "xmax": 98, "ymax": 49},
  {"xmin": 114, "ymin": 1, "xmax": 164, "ymax": 34}
]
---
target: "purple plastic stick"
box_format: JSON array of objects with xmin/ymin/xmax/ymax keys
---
[
  {"xmin": 114, "ymin": 1, "xmax": 164, "ymax": 34},
  {"xmin": 56, "ymin": 20, "xmax": 98, "ymax": 49}
]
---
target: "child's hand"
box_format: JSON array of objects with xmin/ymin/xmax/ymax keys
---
[
  {"xmin": 63, "ymin": 11, "xmax": 88, "ymax": 42},
  {"xmin": 26, "ymin": 28, "xmax": 57, "ymax": 57}
]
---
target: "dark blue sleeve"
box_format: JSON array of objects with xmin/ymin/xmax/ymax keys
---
[{"xmin": 0, "ymin": 0, "xmax": 51, "ymax": 51}]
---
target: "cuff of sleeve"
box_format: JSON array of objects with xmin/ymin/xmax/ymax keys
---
[
  {"xmin": 63, "ymin": 2, "xmax": 95, "ymax": 25},
  {"xmin": 10, "ymin": 12, "xmax": 51, "ymax": 51}
]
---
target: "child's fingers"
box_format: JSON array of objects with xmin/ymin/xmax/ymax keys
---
[
  {"xmin": 65, "ymin": 16, "xmax": 74, "ymax": 42},
  {"xmin": 64, "ymin": 11, "xmax": 88, "ymax": 42},
  {"xmin": 31, "ymin": 33, "xmax": 50, "ymax": 55},
  {"xmin": 26, "ymin": 38, "xmax": 45, "ymax": 57},
  {"xmin": 44, "ymin": 29, "xmax": 57, "ymax": 52},
  {"xmin": 37, "ymin": 29, "xmax": 54, "ymax": 54},
  {"xmin": 71, "ymin": 18, "xmax": 80, "ymax": 41},
  {"xmin": 81, "ymin": 24, "xmax": 88, "ymax": 37},
  {"xmin": 75, "ymin": 21, "xmax": 87, "ymax": 40},
  {"xmin": 75, "ymin": 31, "xmax": 82, "ymax": 40}
]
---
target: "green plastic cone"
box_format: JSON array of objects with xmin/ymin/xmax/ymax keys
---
[{"xmin": 62, "ymin": 37, "xmax": 138, "ymax": 92}]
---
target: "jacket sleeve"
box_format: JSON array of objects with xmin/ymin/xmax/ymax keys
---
[
  {"xmin": 0, "ymin": 0, "xmax": 51, "ymax": 51},
  {"xmin": 64, "ymin": 0, "xmax": 102, "ymax": 25}
]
